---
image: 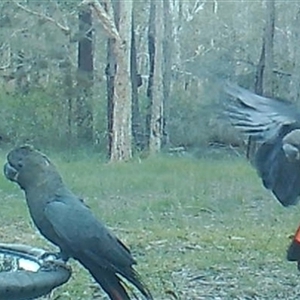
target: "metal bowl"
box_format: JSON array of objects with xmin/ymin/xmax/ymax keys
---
[{"xmin": 0, "ymin": 243, "xmax": 71, "ymax": 300}]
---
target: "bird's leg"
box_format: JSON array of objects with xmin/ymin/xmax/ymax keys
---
[
  {"xmin": 39, "ymin": 251, "xmax": 72, "ymax": 273},
  {"xmin": 39, "ymin": 250, "xmax": 70, "ymax": 262},
  {"xmin": 57, "ymin": 250, "xmax": 70, "ymax": 262},
  {"xmin": 43, "ymin": 259, "xmax": 72, "ymax": 272},
  {"xmin": 39, "ymin": 251, "xmax": 70, "ymax": 272}
]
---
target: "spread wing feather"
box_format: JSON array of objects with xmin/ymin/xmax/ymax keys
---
[
  {"xmin": 224, "ymin": 82, "xmax": 300, "ymax": 206},
  {"xmin": 224, "ymin": 82, "xmax": 300, "ymax": 141}
]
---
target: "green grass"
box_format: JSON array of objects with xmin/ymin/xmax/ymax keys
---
[{"xmin": 0, "ymin": 150, "xmax": 300, "ymax": 299}]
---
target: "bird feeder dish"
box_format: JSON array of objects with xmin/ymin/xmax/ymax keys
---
[{"xmin": 0, "ymin": 243, "xmax": 71, "ymax": 300}]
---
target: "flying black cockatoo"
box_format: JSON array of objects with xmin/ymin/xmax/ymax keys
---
[
  {"xmin": 224, "ymin": 82, "xmax": 300, "ymax": 206},
  {"xmin": 4, "ymin": 145, "xmax": 153, "ymax": 300},
  {"xmin": 223, "ymin": 82, "xmax": 300, "ymax": 264}
]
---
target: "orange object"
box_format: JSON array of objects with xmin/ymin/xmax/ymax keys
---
[
  {"xmin": 287, "ymin": 224, "xmax": 300, "ymax": 262},
  {"xmin": 294, "ymin": 226, "xmax": 300, "ymax": 243}
]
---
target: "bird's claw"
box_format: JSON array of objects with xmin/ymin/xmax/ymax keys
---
[
  {"xmin": 42, "ymin": 260, "xmax": 72, "ymax": 273},
  {"xmin": 38, "ymin": 251, "xmax": 71, "ymax": 272},
  {"xmin": 39, "ymin": 253, "xmax": 72, "ymax": 272},
  {"xmin": 39, "ymin": 251, "xmax": 62, "ymax": 261}
]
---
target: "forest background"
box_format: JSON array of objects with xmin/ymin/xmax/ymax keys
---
[{"xmin": 0, "ymin": 0, "xmax": 291, "ymax": 159}]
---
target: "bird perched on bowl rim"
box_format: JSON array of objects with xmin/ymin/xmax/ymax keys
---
[{"xmin": 4, "ymin": 145, "xmax": 153, "ymax": 300}]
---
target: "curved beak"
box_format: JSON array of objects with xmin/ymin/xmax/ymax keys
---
[{"xmin": 4, "ymin": 163, "xmax": 19, "ymax": 182}]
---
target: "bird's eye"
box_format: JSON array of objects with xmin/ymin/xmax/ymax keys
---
[{"xmin": 18, "ymin": 162, "xmax": 23, "ymax": 168}]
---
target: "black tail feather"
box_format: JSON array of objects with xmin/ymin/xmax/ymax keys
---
[
  {"xmin": 80, "ymin": 257, "xmax": 153, "ymax": 300},
  {"xmin": 119, "ymin": 268, "xmax": 153, "ymax": 300},
  {"xmin": 84, "ymin": 260, "xmax": 131, "ymax": 300}
]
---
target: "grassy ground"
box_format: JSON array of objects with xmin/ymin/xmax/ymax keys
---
[{"xmin": 1, "ymin": 149, "xmax": 300, "ymax": 299}]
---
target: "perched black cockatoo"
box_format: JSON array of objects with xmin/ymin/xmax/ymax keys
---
[
  {"xmin": 4, "ymin": 145, "xmax": 153, "ymax": 300},
  {"xmin": 224, "ymin": 82, "xmax": 300, "ymax": 207}
]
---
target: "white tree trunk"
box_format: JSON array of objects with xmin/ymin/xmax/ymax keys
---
[
  {"xmin": 82, "ymin": 0, "xmax": 132, "ymax": 161},
  {"xmin": 111, "ymin": 0, "xmax": 133, "ymax": 161},
  {"xmin": 149, "ymin": 0, "xmax": 164, "ymax": 153}
]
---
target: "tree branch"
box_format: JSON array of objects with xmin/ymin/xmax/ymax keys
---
[
  {"xmin": 101, "ymin": 0, "xmax": 114, "ymax": 16},
  {"xmin": 13, "ymin": 1, "xmax": 70, "ymax": 35},
  {"xmin": 81, "ymin": 0, "xmax": 120, "ymax": 41}
]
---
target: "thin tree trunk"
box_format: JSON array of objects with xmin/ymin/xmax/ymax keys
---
[
  {"xmin": 105, "ymin": 0, "xmax": 118, "ymax": 158},
  {"xmin": 172, "ymin": 0, "xmax": 182, "ymax": 84},
  {"xmin": 249, "ymin": 40, "xmax": 265, "ymax": 162},
  {"xmin": 262, "ymin": 0, "xmax": 275, "ymax": 97},
  {"xmin": 149, "ymin": 0, "xmax": 164, "ymax": 153},
  {"xmin": 146, "ymin": 0, "xmax": 156, "ymax": 149},
  {"xmin": 76, "ymin": 7, "xmax": 94, "ymax": 144},
  {"xmin": 131, "ymin": 10, "xmax": 143, "ymax": 151},
  {"xmin": 162, "ymin": 0, "xmax": 172, "ymax": 147},
  {"xmin": 290, "ymin": 8, "xmax": 300, "ymax": 102},
  {"xmin": 61, "ymin": 58, "xmax": 74, "ymax": 149},
  {"xmin": 254, "ymin": 41, "xmax": 265, "ymax": 96},
  {"xmin": 249, "ymin": 0, "xmax": 275, "ymax": 161},
  {"xmin": 106, "ymin": 38, "xmax": 116, "ymax": 158}
]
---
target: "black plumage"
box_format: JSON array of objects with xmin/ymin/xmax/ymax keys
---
[
  {"xmin": 224, "ymin": 82, "xmax": 300, "ymax": 206},
  {"xmin": 4, "ymin": 145, "xmax": 153, "ymax": 300}
]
